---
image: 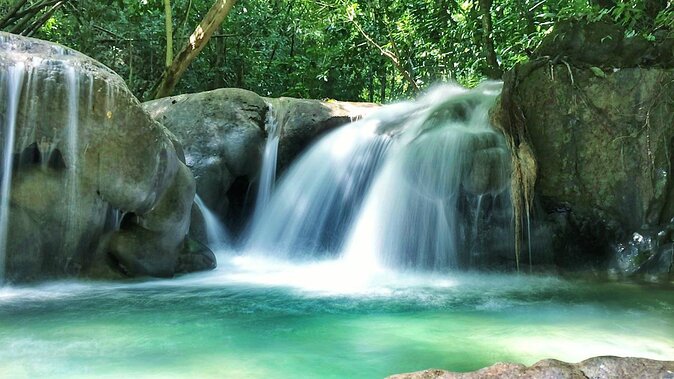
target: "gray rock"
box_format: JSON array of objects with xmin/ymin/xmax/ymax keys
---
[
  {"xmin": 494, "ymin": 56, "xmax": 674, "ymax": 271},
  {"xmin": 0, "ymin": 32, "xmax": 206, "ymax": 281},
  {"xmin": 266, "ymin": 97, "xmax": 378, "ymax": 173},
  {"xmin": 387, "ymin": 356, "xmax": 674, "ymax": 379},
  {"xmin": 143, "ymin": 88, "xmax": 267, "ymax": 231}
]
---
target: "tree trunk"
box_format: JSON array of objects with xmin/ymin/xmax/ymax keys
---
[
  {"xmin": 164, "ymin": 0, "xmax": 174, "ymax": 67},
  {"xmin": 154, "ymin": 0, "xmax": 237, "ymax": 99},
  {"xmin": 214, "ymin": 36, "xmax": 224, "ymax": 89},
  {"xmin": 478, "ymin": 0, "xmax": 501, "ymax": 79},
  {"xmin": 380, "ymin": 61, "xmax": 387, "ymax": 103},
  {"xmin": 368, "ymin": 67, "xmax": 374, "ymax": 103},
  {"xmin": 24, "ymin": 0, "xmax": 66, "ymax": 36},
  {"xmin": 0, "ymin": 0, "xmax": 29, "ymax": 30}
]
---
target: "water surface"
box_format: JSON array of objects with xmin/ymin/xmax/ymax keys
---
[{"xmin": 0, "ymin": 255, "xmax": 672, "ymax": 378}]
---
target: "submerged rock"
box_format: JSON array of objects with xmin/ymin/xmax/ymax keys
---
[
  {"xmin": 0, "ymin": 32, "xmax": 209, "ymax": 281},
  {"xmin": 387, "ymin": 356, "xmax": 674, "ymax": 379},
  {"xmin": 143, "ymin": 89, "xmax": 375, "ymax": 237}
]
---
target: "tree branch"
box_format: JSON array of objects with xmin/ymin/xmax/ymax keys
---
[
  {"xmin": 24, "ymin": 0, "xmax": 66, "ymax": 37},
  {"xmin": 346, "ymin": 9, "xmax": 419, "ymax": 93},
  {"xmin": 164, "ymin": 0, "xmax": 174, "ymax": 67},
  {"xmin": 0, "ymin": 0, "xmax": 29, "ymax": 30},
  {"xmin": 154, "ymin": 0, "xmax": 238, "ymax": 99}
]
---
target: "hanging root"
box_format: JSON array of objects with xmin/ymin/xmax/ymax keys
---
[
  {"xmin": 511, "ymin": 161, "xmax": 523, "ymax": 272},
  {"xmin": 491, "ymin": 62, "xmax": 540, "ymax": 272}
]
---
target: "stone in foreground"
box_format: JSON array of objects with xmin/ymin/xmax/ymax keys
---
[{"xmin": 387, "ymin": 356, "xmax": 674, "ymax": 379}]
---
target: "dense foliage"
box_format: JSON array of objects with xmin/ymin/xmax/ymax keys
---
[{"xmin": 2, "ymin": 0, "xmax": 671, "ymax": 101}]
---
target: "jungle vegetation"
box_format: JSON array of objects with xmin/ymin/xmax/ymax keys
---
[{"xmin": 1, "ymin": 0, "xmax": 671, "ymax": 101}]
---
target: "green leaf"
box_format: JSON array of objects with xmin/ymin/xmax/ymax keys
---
[{"xmin": 590, "ymin": 66, "xmax": 606, "ymax": 78}]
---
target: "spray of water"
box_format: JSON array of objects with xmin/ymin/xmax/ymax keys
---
[
  {"xmin": 0, "ymin": 64, "xmax": 25, "ymax": 284},
  {"xmin": 195, "ymin": 195, "xmax": 230, "ymax": 251},
  {"xmin": 253, "ymin": 103, "xmax": 281, "ymax": 216}
]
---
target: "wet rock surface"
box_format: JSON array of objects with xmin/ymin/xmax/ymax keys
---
[
  {"xmin": 494, "ymin": 21, "xmax": 674, "ymax": 276},
  {"xmin": 0, "ymin": 32, "xmax": 205, "ymax": 281},
  {"xmin": 143, "ymin": 89, "xmax": 375, "ymax": 238},
  {"xmin": 266, "ymin": 96, "xmax": 378, "ymax": 173},
  {"xmin": 144, "ymin": 87, "xmax": 267, "ymax": 234},
  {"xmin": 387, "ymin": 356, "xmax": 674, "ymax": 379}
]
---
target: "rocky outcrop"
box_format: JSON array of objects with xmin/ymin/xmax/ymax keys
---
[
  {"xmin": 0, "ymin": 32, "xmax": 209, "ymax": 281},
  {"xmin": 268, "ymin": 97, "xmax": 378, "ymax": 172},
  {"xmin": 144, "ymin": 88, "xmax": 267, "ymax": 231},
  {"xmin": 493, "ymin": 21, "xmax": 674, "ymax": 276},
  {"xmin": 388, "ymin": 356, "xmax": 674, "ymax": 379},
  {"xmin": 143, "ymin": 89, "xmax": 375, "ymax": 237},
  {"xmin": 536, "ymin": 20, "xmax": 674, "ymax": 69}
]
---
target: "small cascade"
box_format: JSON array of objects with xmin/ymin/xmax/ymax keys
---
[
  {"xmin": 0, "ymin": 64, "xmax": 25, "ymax": 283},
  {"xmin": 195, "ymin": 195, "xmax": 230, "ymax": 251},
  {"xmin": 110, "ymin": 208, "xmax": 126, "ymax": 231},
  {"xmin": 342, "ymin": 84, "xmax": 511, "ymax": 270},
  {"xmin": 253, "ymin": 103, "xmax": 281, "ymax": 216},
  {"xmin": 246, "ymin": 83, "xmax": 512, "ymax": 271},
  {"xmin": 245, "ymin": 120, "xmax": 392, "ymax": 257},
  {"xmin": 63, "ymin": 65, "xmax": 81, "ymax": 266}
]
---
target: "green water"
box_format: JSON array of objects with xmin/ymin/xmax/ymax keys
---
[{"xmin": 0, "ymin": 257, "xmax": 672, "ymax": 378}]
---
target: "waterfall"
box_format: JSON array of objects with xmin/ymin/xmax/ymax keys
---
[
  {"xmin": 0, "ymin": 64, "xmax": 25, "ymax": 284},
  {"xmin": 245, "ymin": 119, "xmax": 392, "ymax": 257},
  {"xmin": 253, "ymin": 103, "xmax": 281, "ymax": 215},
  {"xmin": 63, "ymin": 66, "xmax": 80, "ymax": 268},
  {"xmin": 246, "ymin": 82, "xmax": 512, "ymax": 271},
  {"xmin": 195, "ymin": 195, "xmax": 230, "ymax": 251}
]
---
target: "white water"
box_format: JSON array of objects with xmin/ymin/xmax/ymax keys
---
[
  {"xmin": 0, "ymin": 64, "xmax": 25, "ymax": 284},
  {"xmin": 343, "ymin": 84, "xmax": 509, "ymax": 270},
  {"xmin": 253, "ymin": 102, "xmax": 281, "ymax": 217},
  {"xmin": 194, "ymin": 195, "xmax": 230, "ymax": 250},
  {"xmin": 245, "ymin": 119, "xmax": 392, "ymax": 257},
  {"xmin": 63, "ymin": 66, "xmax": 80, "ymax": 266},
  {"xmin": 246, "ymin": 83, "xmax": 512, "ymax": 272}
]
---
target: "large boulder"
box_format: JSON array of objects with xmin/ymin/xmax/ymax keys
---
[
  {"xmin": 143, "ymin": 89, "xmax": 375, "ymax": 238},
  {"xmin": 143, "ymin": 88, "xmax": 267, "ymax": 240},
  {"xmin": 493, "ymin": 22, "xmax": 674, "ymax": 274},
  {"xmin": 144, "ymin": 88, "xmax": 267, "ymax": 230},
  {"xmin": 267, "ymin": 97, "xmax": 378, "ymax": 172},
  {"xmin": 0, "ymin": 32, "xmax": 208, "ymax": 282},
  {"xmin": 515, "ymin": 66, "xmax": 674, "ymax": 232},
  {"xmin": 536, "ymin": 20, "xmax": 674, "ymax": 68},
  {"xmin": 387, "ymin": 356, "xmax": 674, "ymax": 379}
]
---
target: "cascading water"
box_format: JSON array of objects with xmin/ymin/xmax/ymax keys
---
[
  {"xmin": 245, "ymin": 82, "xmax": 512, "ymax": 272},
  {"xmin": 343, "ymin": 83, "xmax": 511, "ymax": 271},
  {"xmin": 245, "ymin": 118, "xmax": 392, "ymax": 257},
  {"xmin": 63, "ymin": 66, "xmax": 81, "ymax": 268},
  {"xmin": 195, "ymin": 194, "xmax": 230, "ymax": 251},
  {"xmin": 0, "ymin": 64, "xmax": 25, "ymax": 284},
  {"xmin": 0, "ymin": 33, "xmax": 121, "ymax": 281},
  {"xmin": 252, "ymin": 102, "xmax": 281, "ymax": 216}
]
